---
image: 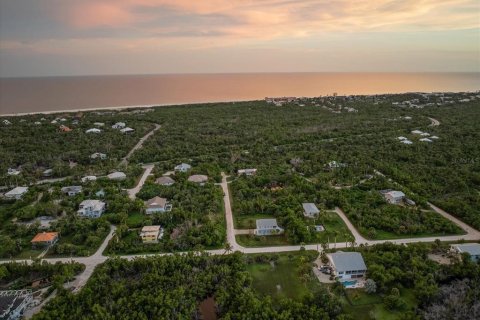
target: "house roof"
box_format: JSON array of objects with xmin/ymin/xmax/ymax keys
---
[
  {"xmin": 188, "ymin": 174, "xmax": 208, "ymax": 183},
  {"xmin": 175, "ymin": 163, "xmax": 191, "ymax": 169},
  {"xmin": 329, "ymin": 252, "xmax": 367, "ymax": 273},
  {"xmin": 31, "ymin": 232, "xmax": 58, "ymax": 243},
  {"xmin": 155, "ymin": 176, "xmax": 175, "ymax": 185},
  {"xmin": 5, "ymin": 187, "xmax": 28, "ymax": 196},
  {"xmin": 61, "ymin": 186, "xmax": 82, "ymax": 193},
  {"xmin": 303, "ymin": 203, "xmax": 320, "ymax": 215},
  {"xmin": 385, "ymin": 190, "xmax": 405, "ymax": 198},
  {"xmin": 79, "ymin": 199, "xmax": 105, "ymax": 211},
  {"xmin": 256, "ymin": 218, "xmax": 280, "ymax": 229},
  {"xmin": 146, "ymin": 196, "xmax": 167, "ymax": 208},
  {"xmin": 453, "ymin": 244, "xmax": 480, "ymax": 256},
  {"xmin": 107, "ymin": 172, "xmax": 126, "ymax": 180},
  {"xmin": 141, "ymin": 225, "xmax": 162, "ymax": 232}
]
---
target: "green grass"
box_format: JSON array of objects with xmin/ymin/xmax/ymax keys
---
[
  {"xmin": 234, "ymin": 214, "xmax": 277, "ymax": 229},
  {"xmin": 14, "ymin": 248, "xmax": 44, "ymax": 259},
  {"xmin": 246, "ymin": 252, "xmax": 320, "ymax": 301},
  {"xmin": 236, "ymin": 234, "xmax": 291, "ymax": 247},
  {"xmin": 126, "ymin": 212, "xmax": 145, "ymax": 228},
  {"xmin": 371, "ymin": 228, "xmax": 465, "ymax": 241},
  {"xmin": 310, "ymin": 211, "xmax": 353, "ymax": 243}
]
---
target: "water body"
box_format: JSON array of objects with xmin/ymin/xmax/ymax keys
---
[{"xmin": 1, "ymin": 73, "xmax": 479, "ymax": 115}]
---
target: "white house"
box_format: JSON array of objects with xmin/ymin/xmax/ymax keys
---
[
  {"xmin": 174, "ymin": 163, "xmax": 191, "ymax": 172},
  {"xmin": 397, "ymin": 136, "xmax": 407, "ymax": 140},
  {"xmin": 328, "ymin": 252, "xmax": 367, "ymax": 280},
  {"xmin": 411, "ymin": 130, "xmax": 423, "ymax": 135},
  {"xmin": 77, "ymin": 200, "xmax": 106, "ymax": 218},
  {"xmin": 112, "ymin": 122, "xmax": 126, "ymax": 129},
  {"xmin": 93, "ymin": 122, "xmax": 105, "ymax": 127},
  {"xmin": 4, "ymin": 187, "xmax": 28, "ymax": 200},
  {"xmin": 302, "ymin": 203, "xmax": 320, "ymax": 218},
  {"xmin": 420, "ymin": 132, "xmax": 431, "ymax": 137},
  {"xmin": 383, "ymin": 190, "xmax": 405, "ymax": 204},
  {"xmin": 400, "ymin": 139, "xmax": 413, "ymax": 145},
  {"xmin": 61, "ymin": 186, "xmax": 83, "ymax": 196},
  {"xmin": 7, "ymin": 168, "xmax": 21, "ymax": 175},
  {"xmin": 85, "ymin": 128, "xmax": 102, "ymax": 134},
  {"xmin": 451, "ymin": 243, "xmax": 480, "ymax": 262},
  {"xmin": 81, "ymin": 175, "xmax": 97, "ymax": 183},
  {"xmin": 254, "ymin": 219, "xmax": 284, "ymax": 236},
  {"xmin": 2, "ymin": 119, "xmax": 12, "ymax": 125},
  {"xmin": 430, "ymin": 136, "xmax": 440, "ymax": 140},
  {"xmin": 107, "ymin": 172, "xmax": 126, "ymax": 181},
  {"xmin": 120, "ymin": 127, "xmax": 135, "ymax": 134},
  {"xmin": 419, "ymin": 138, "xmax": 433, "ymax": 143},
  {"xmin": 238, "ymin": 169, "xmax": 257, "ymax": 176},
  {"xmin": 140, "ymin": 225, "xmax": 164, "ymax": 243},
  {"xmin": 145, "ymin": 196, "xmax": 172, "ymax": 214},
  {"xmin": 328, "ymin": 161, "xmax": 347, "ymax": 169},
  {"xmin": 90, "ymin": 152, "xmax": 107, "ymax": 160}
]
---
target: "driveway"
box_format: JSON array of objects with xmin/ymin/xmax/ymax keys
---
[
  {"xmin": 127, "ymin": 164, "xmax": 154, "ymax": 200},
  {"xmin": 120, "ymin": 124, "xmax": 161, "ymax": 166}
]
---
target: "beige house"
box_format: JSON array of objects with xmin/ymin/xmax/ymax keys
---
[{"xmin": 140, "ymin": 225, "xmax": 164, "ymax": 243}]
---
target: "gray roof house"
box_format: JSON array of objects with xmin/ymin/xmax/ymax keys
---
[
  {"xmin": 254, "ymin": 219, "xmax": 284, "ymax": 236},
  {"xmin": 451, "ymin": 243, "xmax": 480, "ymax": 262},
  {"xmin": 328, "ymin": 252, "xmax": 367, "ymax": 280},
  {"xmin": 383, "ymin": 190, "xmax": 405, "ymax": 204},
  {"xmin": 174, "ymin": 163, "xmax": 191, "ymax": 172},
  {"xmin": 107, "ymin": 171, "xmax": 126, "ymax": 181},
  {"xmin": 61, "ymin": 186, "xmax": 83, "ymax": 196},
  {"xmin": 188, "ymin": 174, "xmax": 208, "ymax": 185},
  {"xmin": 155, "ymin": 176, "xmax": 175, "ymax": 186},
  {"xmin": 302, "ymin": 203, "xmax": 320, "ymax": 218},
  {"xmin": 4, "ymin": 187, "xmax": 28, "ymax": 200},
  {"xmin": 145, "ymin": 196, "xmax": 172, "ymax": 214}
]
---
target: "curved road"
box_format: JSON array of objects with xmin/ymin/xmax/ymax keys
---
[
  {"xmin": 428, "ymin": 117, "xmax": 440, "ymax": 126},
  {"xmin": 120, "ymin": 123, "xmax": 161, "ymax": 166}
]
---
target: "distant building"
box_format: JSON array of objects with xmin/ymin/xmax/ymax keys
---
[
  {"xmin": 4, "ymin": 187, "xmax": 28, "ymax": 200},
  {"xmin": 120, "ymin": 127, "xmax": 135, "ymax": 134},
  {"xmin": 81, "ymin": 175, "xmax": 97, "ymax": 183},
  {"xmin": 397, "ymin": 136, "xmax": 407, "ymax": 140},
  {"xmin": 411, "ymin": 130, "xmax": 423, "ymax": 135},
  {"xmin": 61, "ymin": 186, "xmax": 83, "ymax": 196},
  {"xmin": 140, "ymin": 225, "xmax": 164, "ymax": 243},
  {"xmin": 254, "ymin": 219, "xmax": 284, "ymax": 236},
  {"xmin": 382, "ymin": 190, "xmax": 405, "ymax": 204},
  {"xmin": 174, "ymin": 163, "xmax": 191, "ymax": 172},
  {"xmin": 451, "ymin": 243, "xmax": 480, "ymax": 262},
  {"xmin": 7, "ymin": 168, "xmax": 21, "ymax": 176},
  {"xmin": 107, "ymin": 172, "xmax": 126, "ymax": 181},
  {"xmin": 31, "ymin": 232, "xmax": 59, "ymax": 248},
  {"xmin": 238, "ymin": 169, "xmax": 257, "ymax": 176},
  {"xmin": 2, "ymin": 119, "xmax": 12, "ymax": 125},
  {"xmin": 112, "ymin": 122, "xmax": 126, "ymax": 129},
  {"xmin": 85, "ymin": 128, "xmax": 102, "ymax": 133},
  {"xmin": 430, "ymin": 136, "xmax": 440, "ymax": 140},
  {"xmin": 42, "ymin": 169, "xmax": 53, "ymax": 177},
  {"xmin": 77, "ymin": 200, "xmax": 106, "ymax": 218},
  {"xmin": 419, "ymin": 138, "xmax": 433, "ymax": 143},
  {"xmin": 327, "ymin": 161, "xmax": 347, "ymax": 170},
  {"xmin": 400, "ymin": 139, "xmax": 413, "ymax": 145},
  {"xmin": 59, "ymin": 125, "xmax": 72, "ymax": 132},
  {"xmin": 90, "ymin": 152, "xmax": 107, "ymax": 160},
  {"xmin": 0, "ymin": 290, "xmax": 33, "ymax": 320},
  {"xmin": 328, "ymin": 252, "xmax": 367, "ymax": 280},
  {"xmin": 302, "ymin": 203, "xmax": 320, "ymax": 218},
  {"xmin": 93, "ymin": 122, "xmax": 104, "ymax": 127},
  {"xmin": 145, "ymin": 196, "xmax": 172, "ymax": 214},
  {"xmin": 188, "ymin": 174, "xmax": 208, "ymax": 185},
  {"xmin": 155, "ymin": 176, "xmax": 175, "ymax": 186}
]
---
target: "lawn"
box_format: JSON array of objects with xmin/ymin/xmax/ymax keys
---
[
  {"xmin": 236, "ymin": 234, "xmax": 291, "ymax": 247},
  {"xmin": 246, "ymin": 251, "xmax": 321, "ymax": 301},
  {"xmin": 234, "ymin": 214, "xmax": 277, "ymax": 229},
  {"xmin": 126, "ymin": 212, "xmax": 145, "ymax": 228},
  {"xmin": 14, "ymin": 248, "xmax": 44, "ymax": 259}
]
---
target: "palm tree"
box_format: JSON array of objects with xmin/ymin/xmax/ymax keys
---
[{"xmin": 223, "ymin": 242, "xmax": 233, "ymax": 255}]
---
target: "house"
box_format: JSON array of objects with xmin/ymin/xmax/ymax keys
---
[
  {"xmin": 31, "ymin": 232, "xmax": 59, "ymax": 248},
  {"xmin": 93, "ymin": 122, "xmax": 105, "ymax": 127},
  {"xmin": 107, "ymin": 171, "xmax": 126, "ymax": 181},
  {"xmin": 174, "ymin": 163, "xmax": 191, "ymax": 172},
  {"xmin": 43, "ymin": 169, "xmax": 53, "ymax": 177},
  {"xmin": 78, "ymin": 200, "xmax": 106, "ymax": 218},
  {"xmin": 451, "ymin": 243, "xmax": 480, "ymax": 262},
  {"xmin": 4, "ymin": 187, "xmax": 28, "ymax": 200},
  {"xmin": 95, "ymin": 189, "xmax": 105, "ymax": 197},
  {"xmin": 327, "ymin": 161, "xmax": 347, "ymax": 170},
  {"xmin": 400, "ymin": 139, "xmax": 413, "ymax": 145},
  {"xmin": 85, "ymin": 128, "xmax": 101, "ymax": 133},
  {"xmin": 302, "ymin": 203, "xmax": 320, "ymax": 218},
  {"xmin": 59, "ymin": 125, "xmax": 72, "ymax": 132},
  {"xmin": 411, "ymin": 130, "xmax": 423, "ymax": 135},
  {"xmin": 382, "ymin": 190, "xmax": 405, "ymax": 204},
  {"xmin": 420, "ymin": 132, "xmax": 430, "ymax": 136},
  {"xmin": 188, "ymin": 174, "xmax": 208, "ymax": 185},
  {"xmin": 2, "ymin": 119, "xmax": 12, "ymax": 125},
  {"xmin": 254, "ymin": 219, "xmax": 284, "ymax": 236},
  {"xmin": 90, "ymin": 152, "xmax": 107, "ymax": 160},
  {"xmin": 314, "ymin": 225, "xmax": 325, "ymax": 232},
  {"xmin": 112, "ymin": 122, "xmax": 126, "ymax": 129},
  {"xmin": 419, "ymin": 138, "xmax": 433, "ymax": 143},
  {"xmin": 397, "ymin": 136, "xmax": 407, "ymax": 140},
  {"xmin": 145, "ymin": 196, "xmax": 172, "ymax": 214},
  {"xmin": 328, "ymin": 252, "xmax": 367, "ymax": 280},
  {"xmin": 155, "ymin": 176, "xmax": 175, "ymax": 186},
  {"xmin": 7, "ymin": 168, "xmax": 21, "ymax": 175},
  {"xmin": 430, "ymin": 136, "xmax": 440, "ymax": 140},
  {"xmin": 140, "ymin": 225, "xmax": 164, "ymax": 243},
  {"xmin": 81, "ymin": 175, "xmax": 97, "ymax": 183},
  {"xmin": 120, "ymin": 127, "xmax": 135, "ymax": 134},
  {"xmin": 34, "ymin": 121, "xmax": 41, "ymax": 125},
  {"xmin": 238, "ymin": 169, "xmax": 257, "ymax": 176},
  {"xmin": 61, "ymin": 186, "xmax": 82, "ymax": 196},
  {"xmin": 0, "ymin": 290, "xmax": 33, "ymax": 320}
]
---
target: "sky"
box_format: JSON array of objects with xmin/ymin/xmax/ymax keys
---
[{"xmin": 0, "ymin": 0, "xmax": 479, "ymax": 77}]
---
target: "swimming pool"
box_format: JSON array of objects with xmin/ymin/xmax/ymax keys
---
[{"xmin": 342, "ymin": 280, "xmax": 357, "ymax": 287}]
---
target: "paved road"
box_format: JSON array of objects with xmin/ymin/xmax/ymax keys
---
[
  {"xmin": 120, "ymin": 124, "xmax": 161, "ymax": 166},
  {"xmin": 127, "ymin": 164, "xmax": 154, "ymax": 200}
]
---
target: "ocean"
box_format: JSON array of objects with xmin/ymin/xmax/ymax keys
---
[{"xmin": 1, "ymin": 73, "xmax": 479, "ymax": 115}]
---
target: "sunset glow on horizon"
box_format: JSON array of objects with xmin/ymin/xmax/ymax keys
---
[{"xmin": 0, "ymin": 0, "xmax": 479, "ymax": 77}]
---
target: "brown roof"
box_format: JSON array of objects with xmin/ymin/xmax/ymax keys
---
[
  {"xmin": 145, "ymin": 196, "xmax": 167, "ymax": 208},
  {"xmin": 188, "ymin": 175, "xmax": 208, "ymax": 183},
  {"xmin": 155, "ymin": 176, "xmax": 175, "ymax": 185},
  {"xmin": 141, "ymin": 225, "xmax": 161, "ymax": 232},
  {"xmin": 31, "ymin": 232, "xmax": 58, "ymax": 243}
]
